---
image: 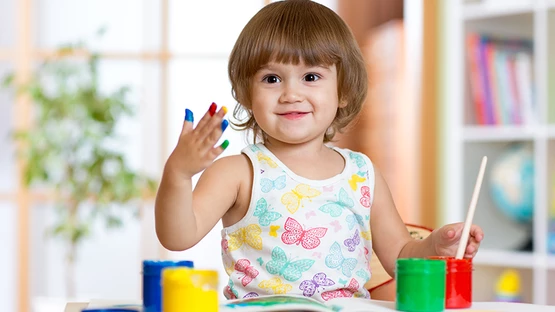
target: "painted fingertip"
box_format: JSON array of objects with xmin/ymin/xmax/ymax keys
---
[
  {"xmin": 221, "ymin": 119, "xmax": 229, "ymax": 131},
  {"xmin": 185, "ymin": 109, "xmax": 194, "ymax": 122},
  {"xmin": 209, "ymin": 102, "xmax": 217, "ymax": 116},
  {"xmin": 221, "ymin": 139, "xmax": 230, "ymax": 150},
  {"xmin": 222, "ymin": 106, "xmax": 228, "ymax": 114}
]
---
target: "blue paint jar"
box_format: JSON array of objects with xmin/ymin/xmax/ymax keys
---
[{"xmin": 142, "ymin": 260, "xmax": 194, "ymax": 312}]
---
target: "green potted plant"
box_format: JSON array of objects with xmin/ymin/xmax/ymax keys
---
[{"xmin": 3, "ymin": 41, "xmax": 157, "ymax": 297}]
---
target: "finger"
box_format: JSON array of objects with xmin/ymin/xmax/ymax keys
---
[
  {"xmin": 195, "ymin": 102, "xmax": 219, "ymax": 135},
  {"xmin": 209, "ymin": 102, "xmax": 217, "ymax": 116},
  {"xmin": 201, "ymin": 119, "xmax": 229, "ymax": 152},
  {"xmin": 441, "ymin": 225, "xmax": 458, "ymax": 242},
  {"xmin": 465, "ymin": 244, "xmax": 475, "ymax": 255},
  {"xmin": 198, "ymin": 106, "xmax": 228, "ymax": 143},
  {"xmin": 470, "ymin": 225, "xmax": 484, "ymax": 242},
  {"xmin": 465, "ymin": 237, "xmax": 480, "ymax": 255},
  {"xmin": 207, "ymin": 140, "xmax": 230, "ymax": 159},
  {"xmin": 465, "ymin": 249, "xmax": 477, "ymax": 259},
  {"xmin": 181, "ymin": 108, "xmax": 194, "ymax": 134}
]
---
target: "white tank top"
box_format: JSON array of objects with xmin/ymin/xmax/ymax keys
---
[{"xmin": 221, "ymin": 143, "xmax": 375, "ymax": 302}]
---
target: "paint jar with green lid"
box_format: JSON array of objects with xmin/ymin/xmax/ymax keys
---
[{"xmin": 396, "ymin": 258, "xmax": 446, "ymax": 312}]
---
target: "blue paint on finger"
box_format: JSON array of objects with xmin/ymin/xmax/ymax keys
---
[
  {"xmin": 221, "ymin": 119, "xmax": 229, "ymax": 131},
  {"xmin": 185, "ymin": 109, "xmax": 194, "ymax": 122}
]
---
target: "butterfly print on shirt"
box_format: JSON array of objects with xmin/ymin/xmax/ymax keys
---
[
  {"xmin": 321, "ymin": 278, "xmax": 359, "ymax": 301},
  {"xmin": 299, "ymin": 272, "xmax": 335, "ymax": 297},
  {"xmin": 281, "ymin": 217, "xmax": 327, "ymax": 250},
  {"xmin": 360, "ymin": 186, "xmax": 371, "ymax": 208},
  {"xmin": 344, "ymin": 229, "xmax": 361, "ymax": 252},
  {"xmin": 235, "ymin": 259, "xmax": 259, "ymax": 286}
]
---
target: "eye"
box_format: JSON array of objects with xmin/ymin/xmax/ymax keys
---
[
  {"xmin": 304, "ymin": 73, "xmax": 320, "ymax": 82},
  {"xmin": 263, "ymin": 75, "xmax": 280, "ymax": 84}
]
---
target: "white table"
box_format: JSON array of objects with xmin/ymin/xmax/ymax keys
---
[{"xmin": 65, "ymin": 299, "xmax": 555, "ymax": 312}]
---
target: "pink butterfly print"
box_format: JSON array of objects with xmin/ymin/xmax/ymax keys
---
[
  {"xmin": 329, "ymin": 220, "xmax": 342, "ymax": 232},
  {"xmin": 224, "ymin": 286, "xmax": 237, "ymax": 299},
  {"xmin": 221, "ymin": 239, "xmax": 228, "ymax": 252},
  {"xmin": 299, "ymin": 272, "xmax": 335, "ymax": 297},
  {"xmin": 305, "ymin": 211, "xmax": 317, "ymax": 219},
  {"xmin": 358, "ymin": 247, "xmax": 370, "ymax": 262},
  {"xmin": 360, "ymin": 186, "xmax": 371, "ymax": 208},
  {"xmin": 323, "ymin": 185, "xmax": 334, "ymax": 192},
  {"xmin": 344, "ymin": 229, "xmax": 361, "ymax": 252},
  {"xmin": 235, "ymin": 259, "xmax": 259, "ymax": 286},
  {"xmin": 281, "ymin": 217, "xmax": 327, "ymax": 250},
  {"xmin": 321, "ymin": 278, "xmax": 359, "ymax": 301}
]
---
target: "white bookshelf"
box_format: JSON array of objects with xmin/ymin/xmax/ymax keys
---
[
  {"xmin": 442, "ymin": 0, "xmax": 554, "ymax": 305},
  {"xmin": 464, "ymin": 1, "xmax": 534, "ymax": 20},
  {"xmin": 473, "ymin": 249, "xmax": 537, "ymax": 268}
]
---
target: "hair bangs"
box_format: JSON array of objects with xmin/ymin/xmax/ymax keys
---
[{"xmin": 242, "ymin": 1, "xmax": 342, "ymax": 76}]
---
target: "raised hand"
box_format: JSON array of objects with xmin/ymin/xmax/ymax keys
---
[
  {"xmin": 165, "ymin": 102, "xmax": 229, "ymax": 179},
  {"xmin": 432, "ymin": 223, "xmax": 484, "ymax": 259}
]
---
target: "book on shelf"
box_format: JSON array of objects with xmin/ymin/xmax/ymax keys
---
[{"xmin": 465, "ymin": 32, "xmax": 535, "ymax": 126}]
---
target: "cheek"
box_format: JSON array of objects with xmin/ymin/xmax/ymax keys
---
[{"xmin": 251, "ymin": 106, "xmax": 266, "ymax": 125}]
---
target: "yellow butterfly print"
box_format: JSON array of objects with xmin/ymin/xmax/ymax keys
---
[
  {"xmin": 269, "ymin": 225, "xmax": 280, "ymax": 237},
  {"xmin": 348, "ymin": 174, "xmax": 366, "ymax": 191},
  {"xmin": 257, "ymin": 152, "xmax": 278, "ymax": 168},
  {"xmin": 281, "ymin": 184, "xmax": 322, "ymax": 214},
  {"xmin": 228, "ymin": 224, "xmax": 263, "ymax": 252},
  {"xmin": 258, "ymin": 277, "xmax": 293, "ymax": 294},
  {"xmin": 360, "ymin": 231, "xmax": 372, "ymax": 241},
  {"xmin": 224, "ymin": 260, "xmax": 236, "ymax": 275}
]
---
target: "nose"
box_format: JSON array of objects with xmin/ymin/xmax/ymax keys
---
[{"xmin": 279, "ymin": 81, "xmax": 303, "ymax": 103}]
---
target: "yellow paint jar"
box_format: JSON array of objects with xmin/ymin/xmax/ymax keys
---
[{"xmin": 161, "ymin": 267, "xmax": 218, "ymax": 312}]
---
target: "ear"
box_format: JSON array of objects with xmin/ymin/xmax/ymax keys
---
[{"xmin": 338, "ymin": 99, "xmax": 348, "ymax": 108}]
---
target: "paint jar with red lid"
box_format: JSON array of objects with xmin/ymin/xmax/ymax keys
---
[{"xmin": 428, "ymin": 256, "xmax": 473, "ymax": 308}]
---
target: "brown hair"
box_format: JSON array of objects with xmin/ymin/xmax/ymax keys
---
[{"xmin": 228, "ymin": 0, "xmax": 368, "ymax": 143}]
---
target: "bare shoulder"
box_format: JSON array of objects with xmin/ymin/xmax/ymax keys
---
[
  {"xmin": 197, "ymin": 153, "xmax": 251, "ymax": 187},
  {"xmin": 371, "ymin": 166, "xmax": 392, "ymax": 204},
  {"xmin": 200, "ymin": 153, "xmax": 253, "ymax": 227},
  {"xmin": 207, "ymin": 153, "xmax": 251, "ymax": 177}
]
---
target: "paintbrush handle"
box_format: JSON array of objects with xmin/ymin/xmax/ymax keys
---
[{"xmin": 456, "ymin": 156, "xmax": 487, "ymax": 259}]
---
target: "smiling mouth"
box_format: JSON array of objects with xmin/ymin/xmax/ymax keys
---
[{"xmin": 278, "ymin": 112, "xmax": 309, "ymax": 120}]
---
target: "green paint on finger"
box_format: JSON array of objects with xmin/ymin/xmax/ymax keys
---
[{"xmin": 221, "ymin": 140, "xmax": 230, "ymax": 150}]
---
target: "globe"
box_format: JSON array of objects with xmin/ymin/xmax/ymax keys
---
[{"xmin": 489, "ymin": 144, "xmax": 534, "ymax": 224}]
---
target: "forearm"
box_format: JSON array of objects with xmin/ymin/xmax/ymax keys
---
[{"xmin": 154, "ymin": 168, "xmax": 198, "ymax": 251}]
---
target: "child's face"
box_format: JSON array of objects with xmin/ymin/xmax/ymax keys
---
[{"xmin": 250, "ymin": 60, "xmax": 342, "ymax": 145}]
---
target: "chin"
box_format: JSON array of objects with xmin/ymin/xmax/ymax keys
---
[{"xmin": 273, "ymin": 134, "xmax": 323, "ymax": 145}]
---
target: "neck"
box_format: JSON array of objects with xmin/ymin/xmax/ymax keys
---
[{"xmin": 263, "ymin": 137, "xmax": 328, "ymax": 159}]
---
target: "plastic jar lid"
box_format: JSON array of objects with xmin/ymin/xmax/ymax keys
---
[
  {"xmin": 396, "ymin": 258, "xmax": 446, "ymax": 274},
  {"xmin": 142, "ymin": 260, "xmax": 194, "ymax": 275},
  {"xmin": 428, "ymin": 256, "xmax": 473, "ymax": 272},
  {"xmin": 162, "ymin": 268, "xmax": 218, "ymax": 288}
]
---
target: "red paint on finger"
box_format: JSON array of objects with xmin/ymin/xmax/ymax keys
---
[{"xmin": 209, "ymin": 102, "xmax": 217, "ymax": 116}]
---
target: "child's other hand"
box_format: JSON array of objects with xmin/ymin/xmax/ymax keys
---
[
  {"xmin": 432, "ymin": 223, "xmax": 484, "ymax": 258},
  {"xmin": 165, "ymin": 103, "xmax": 229, "ymax": 179}
]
